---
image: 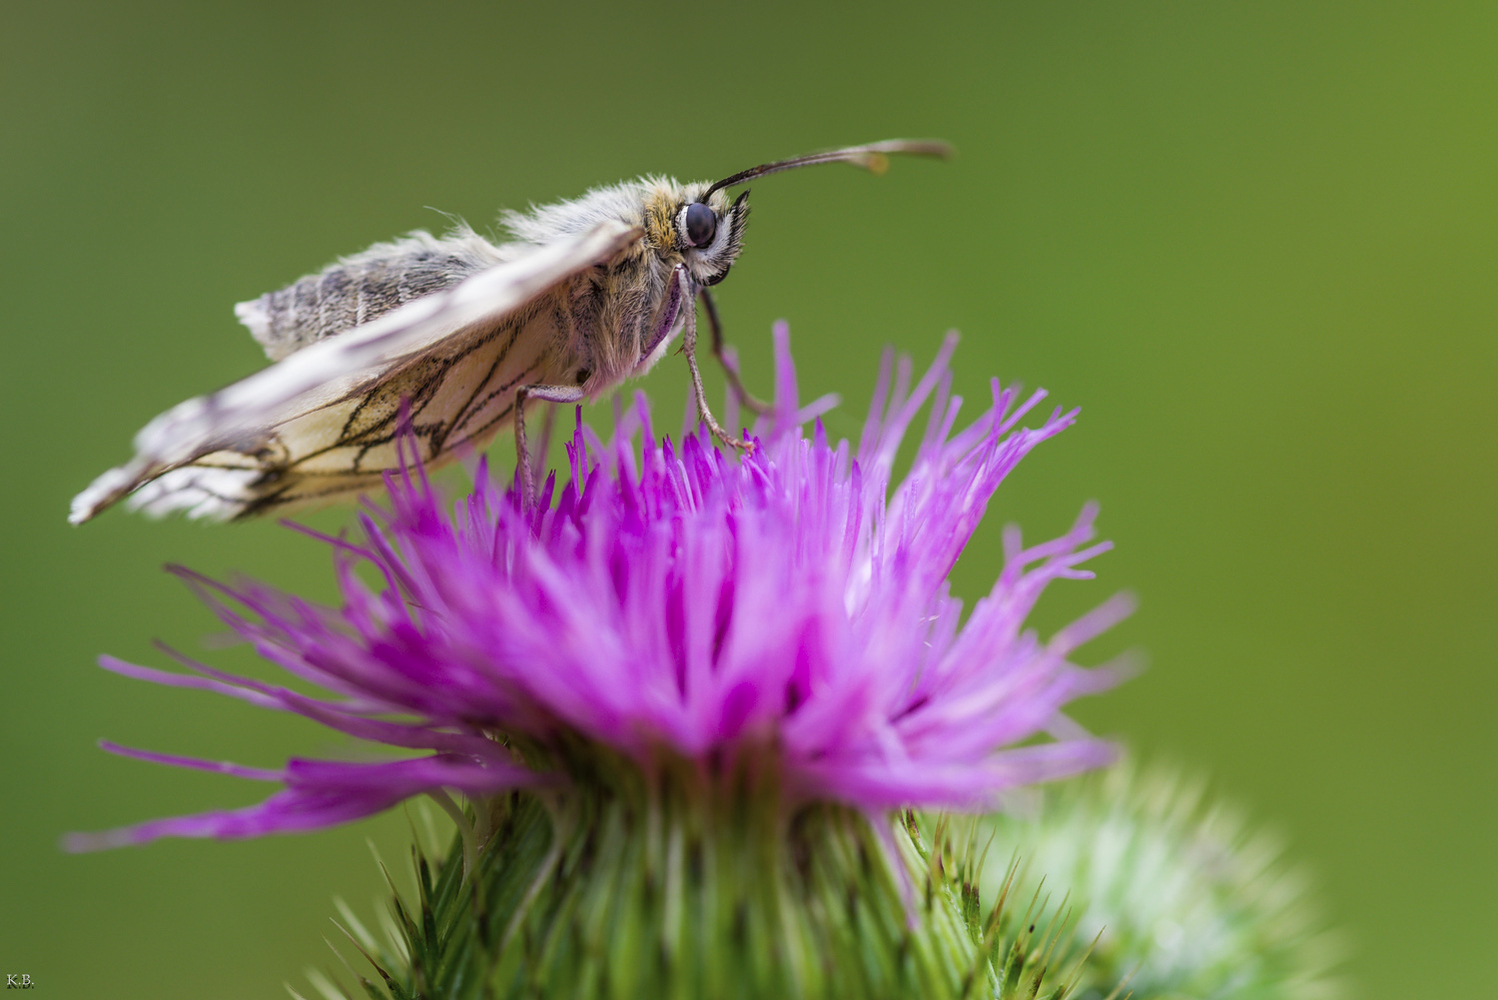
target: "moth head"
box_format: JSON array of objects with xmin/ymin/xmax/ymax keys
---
[
  {"xmin": 672, "ymin": 188, "xmax": 750, "ymax": 287},
  {"xmin": 671, "ymin": 139, "xmax": 954, "ymax": 288}
]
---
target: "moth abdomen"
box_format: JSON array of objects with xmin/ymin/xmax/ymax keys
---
[{"xmin": 236, "ymin": 229, "xmax": 506, "ymax": 362}]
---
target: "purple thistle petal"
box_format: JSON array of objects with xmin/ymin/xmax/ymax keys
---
[{"xmin": 65, "ymin": 753, "xmax": 537, "ymax": 852}]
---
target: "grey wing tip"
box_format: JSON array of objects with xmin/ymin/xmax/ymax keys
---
[
  {"xmin": 122, "ymin": 467, "xmax": 255, "ymax": 521},
  {"xmin": 69, "ymin": 466, "xmax": 135, "ymax": 524},
  {"xmin": 70, "ymin": 463, "xmax": 250, "ymax": 523}
]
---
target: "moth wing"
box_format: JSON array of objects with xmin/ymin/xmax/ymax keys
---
[{"xmin": 71, "ymin": 219, "xmax": 642, "ymax": 524}]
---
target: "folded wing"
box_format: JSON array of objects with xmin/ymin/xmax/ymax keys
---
[{"xmin": 71, "ymin": 220, "xmax": 642, "ymax": 524}]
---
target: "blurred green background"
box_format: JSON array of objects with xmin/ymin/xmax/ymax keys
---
[{"xmin": 2, "ymin": 1, "xmax": 1493, "ymax": 996}]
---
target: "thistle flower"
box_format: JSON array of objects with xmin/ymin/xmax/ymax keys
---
[
  {"xmin": 71, "ymin": 325, "xmax": 1126, "ymax": 850},
  {"xmin": 70, "ymin": 325, "xmax": 1133, "ymax": 998}
]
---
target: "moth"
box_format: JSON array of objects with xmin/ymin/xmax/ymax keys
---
[{"xmin": 70, "ymin": 140, "xmax": 951, "ymax": 523}]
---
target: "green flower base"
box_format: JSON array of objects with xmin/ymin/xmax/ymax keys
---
[
  {"xmin": 311, "ymin": 757, "xmax": 1100, "ymax": 1000},
  {"xmin": 307, "ymin": 757, "xmax": 1341, "ymax": 1000}
]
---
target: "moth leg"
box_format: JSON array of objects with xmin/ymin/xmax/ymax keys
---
[
  {"xmin": 699, "ymin": 288, "xmax": 770, "ymax": 416},
  {"xmin": 681, "ymin": 289, "xmax": 754, "ymax": 454},
  {"xmin": 515, "ymin": 384, "xmax": 586, "ymax": 507}
]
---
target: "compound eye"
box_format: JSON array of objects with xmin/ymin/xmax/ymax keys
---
[{"xmin": 683, "ymin": 202, "xmax": 717, "ymax": 248}]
